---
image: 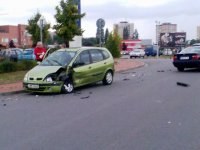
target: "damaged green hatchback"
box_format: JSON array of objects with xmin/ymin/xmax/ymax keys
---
[{"xmin": 23, "ymin": 47, "xmax": 115, "ymax": 93}]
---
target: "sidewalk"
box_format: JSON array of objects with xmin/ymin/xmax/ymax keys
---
[{"xmin": 0, "ymin": 59, "xmax": 145, "ymax": 94}]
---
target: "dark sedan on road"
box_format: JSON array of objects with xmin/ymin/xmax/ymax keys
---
[{"xmin": 173, "ymin": 46, "xmax": 200, "ymax": 71}]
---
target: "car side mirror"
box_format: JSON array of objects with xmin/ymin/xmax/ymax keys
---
[{"xmin": 72, "ymin": 62, "xmax": 85, "ymax": 68}]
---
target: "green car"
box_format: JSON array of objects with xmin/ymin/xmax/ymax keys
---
[{"xmin": 23, "ymin": 47, "xmax": 115, "ymax": 93}]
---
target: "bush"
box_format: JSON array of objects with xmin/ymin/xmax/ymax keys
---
[
  {"xmin": 0, "ymin": 60, "xmax": 17, "ymax": 73},
  {"xmin": 19, "ymin": 60, "xmax": 37, "ymax": 70},
  {"xmin": 0, "ymin": 60, "xmax": 37, "ymax": 73},
  {"xmin": 105, "ymin": 32, "xmax": 121, "ymax": 58}
]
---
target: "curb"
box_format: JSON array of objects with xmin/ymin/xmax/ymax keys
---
[
  {"xmin": 116, "ymin": 62, "xmax": 145, "ymax": 73},
  {"xmin": 0, "ymin": 90, "xmax": 25, "ymax": 96},
  {"xmin": 0, "ymin": 60, "xmax": 146, "ymax": 95}
]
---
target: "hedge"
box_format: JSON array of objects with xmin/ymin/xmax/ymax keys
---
[{"xmin": 0, "ymin": 60, "xmax": 37, "ymax": 73}]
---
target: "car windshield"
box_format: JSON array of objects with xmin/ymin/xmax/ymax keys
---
[
  {"xmin": 40, "ymin": 51, "xmax": 76, "ymax": 66},
  {"xmin": 179, "ymin": 47, "xmax": 200, "ymax": 54}
]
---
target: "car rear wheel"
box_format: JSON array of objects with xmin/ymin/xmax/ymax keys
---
[
  {"xmin": 177, "ymin": 67, "xmax": 184, "ymax": 72},
  {"xmin": 61, "ymin": 81, "xmax": 74, "ymax": 94},
  {"xmin": 103, "ymin": 71, "xmax": 113, "ymax": 85}
]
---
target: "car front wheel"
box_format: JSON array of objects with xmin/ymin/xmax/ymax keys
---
[
  {"xmin": 61, "ymin": 81, "xmax": 74, "ymax": 93},
  {"xmin": 103, "ymin": 71, "xmax": 113, "ymax": 85}
]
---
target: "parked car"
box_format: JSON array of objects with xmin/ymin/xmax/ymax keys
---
[
  {"xmin": 163, "ymin": 49, "xmax": 173, "ymax": 56},
  {"xmin": 0, "ymin": 48, "xmax": 23, "ymax": 61},
  {"xmin": 173, "ymin": 46, "xmax": 200, "ymax": 71},
  {"xmin": 129, "ymin": 49, "xmax": 145, "ymax": 58},
  {"xmin": 22, "ymin": 48, "xmax": 36, "ymax": 60},
  {"xmin": 120, "ymin": 50, "xmax": 129, "ymax": 55},
  {"xmin": 23, "ymin": 47, "xmax": 115, "ymax": 93}
]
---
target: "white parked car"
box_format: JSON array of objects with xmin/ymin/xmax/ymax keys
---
[
  {"xmin": 129, "ymin": 49, "xmax": 145, "ymax": 58},
  {"xmin": 163, "ymin": 49, "xmax": 173, "ymax": 56}
]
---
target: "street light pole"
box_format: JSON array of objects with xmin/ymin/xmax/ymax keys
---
[
  {"xmin": 155, "ymin": 21, "xmax": 160, "ymax": 59},
  {"xmin": 40, "ymin": 20, "xmax": 43, "ymax": 43}
]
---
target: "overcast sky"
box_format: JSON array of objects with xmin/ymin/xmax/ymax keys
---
[{"xmin": 0, "ymin": 0, "xmax": 200, "ymax": 42}]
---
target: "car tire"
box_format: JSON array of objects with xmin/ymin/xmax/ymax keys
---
[
  {"xmin": 130, "ymin": 56, "xmax": 132, "ymax": 59},
  {"xmin": 103, "ymin": 71, "xmax": 113, "ymax": 85},
  {"xmin": 177, "ymin": 67, "xmax": 184, "ymax": 72},
  {"xmin": 61, "ymin": 80, "xmax": 74, "ymax": 94}
]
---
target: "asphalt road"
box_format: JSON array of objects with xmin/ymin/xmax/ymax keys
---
[{"xmin": 1, "ymin": 58, "xmax": 200, "ymax": 150}]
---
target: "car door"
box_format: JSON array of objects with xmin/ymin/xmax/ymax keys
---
[
  {"xmin": 89, "ymin": 49, "xmax": 107, "ymax": 82},
  {"xmin": 72, "ymin": 50, "xmax": 93, "ymax": 87}
]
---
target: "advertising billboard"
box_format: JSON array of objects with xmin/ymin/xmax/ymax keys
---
[{"xmin": 160, "ymin": 32, "xmax": 186, "ymax": 48}]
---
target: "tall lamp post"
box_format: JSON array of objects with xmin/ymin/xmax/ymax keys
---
[
  {"xmin": 155, "ymin": 21, "xmax": 160, "ymax": 59},
  {"xmin": 37, "ymin": 16, "xmax": 46, "ymax": 43}
]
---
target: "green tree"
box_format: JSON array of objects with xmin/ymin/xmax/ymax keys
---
[
  {"xmin": 105, "ymin": 32, "xmax": 121, "ymax": 58},
  {"xmin": 53, "ymin": 0, "xmax": 85, "ymax": 47},
  {"xmin": 132, "ymin": 29, "xmax": 139, "ymax": 39},
  {"xmin": 123, "ymin": 27, "xmax": 129, "ymax": 40},
  {"xmin": 82, "ymin": 37, "xmax": 97, "ymax": 46},
  {"xmin": 104, "ymin": 28, "xmax": 109, "ymax": 44},
  {"xmin": 26, "ymin": 12, "xmax": 50, "ymax": 45},
  {"xmin": 190, "ymin": 39, "xmax": 200, "ymax": 45}
]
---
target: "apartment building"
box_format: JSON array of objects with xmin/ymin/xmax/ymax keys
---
[
  {"xmin": 0, "ymin": 24, "xmax": 32, "ymax": 47},
  {"xmin": 113, "ymin": 21, "xmax": 134, "ymax": 39},
  {"xmin": 156, "ymin": 22, "xmax": 177, "ymax": 44},
  {"xmin": 197, "ymin": 26, "xmax": 200, "ymax": 39}
]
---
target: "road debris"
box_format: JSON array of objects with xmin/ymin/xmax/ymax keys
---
[
  {"xmin": 123, "ymin": 78, "xmax": 130, "ymax": 81},
  {"xmin": 157, "ymin": 70, "xmax": 165, "ymax": 72},
  {"xmin": 81, "ymin": 96, "xmax": 90, "ymax": 99},
  {"xmin": 168, "ymin": 121, "xmax": 172, "ymax": 124},
  {"xmin": 177, "ymin": 82, "xmax": 190, "ymax": 87}
]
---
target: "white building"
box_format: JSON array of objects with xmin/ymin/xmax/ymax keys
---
[
  {"xmin": 197, "ymin": 26, "xmax": 200, "ymax": 39},
  {"xmin": 113, "ymin": 21, "xmax": 134, "ymax": 39},
  {"xmin": 156, "ymin": 22, "xmax": 177, "ymax": 44}
]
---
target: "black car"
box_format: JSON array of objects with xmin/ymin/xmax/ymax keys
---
[{"xmin": 173, "ymin": 46, "xmax": 200, "ymax": 71}]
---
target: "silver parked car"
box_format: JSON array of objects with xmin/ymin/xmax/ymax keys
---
[{"xmin": 129, "ymin": 49, "xmax": 145, "ymax": 58}]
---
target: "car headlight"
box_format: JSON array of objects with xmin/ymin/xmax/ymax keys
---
[
  {"xmin": 45, "ymin": 77, "xmax": 53, "ymax": 82},
  {"xmin": 24, "ymin": 74, "xmax": 29, "ymax": 82}
]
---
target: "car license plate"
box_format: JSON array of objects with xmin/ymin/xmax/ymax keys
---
[
  {"xmin": 28, "ymin": 84, "xmax": 39, "ymax": 89},
  {"xmin": 180, "ymin": 56, "xmax": 189, "ymax": 60}
]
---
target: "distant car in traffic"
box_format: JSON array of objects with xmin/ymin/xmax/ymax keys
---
[
  {"xmin": 173, "ymin": 46, "xmax": 200, "ymax": 71},
  {"xmin": 22, "ymin": 48, "xmax": 36, "ymax": 60},
  {"xmin": 129, "ymin": 49, "xmax": 145, "ymax": 58},
  {"xmin": 120, "ymin": 50, "xmax": 129, "ymax": 55},
  {"xmin": 163, "ymin": 49, "xmax": 173, "ymax": 56}
]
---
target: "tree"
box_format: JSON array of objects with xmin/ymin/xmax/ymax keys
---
[
  {"xmin": 104, "ymin": 28, "xmax": 109, "ymax": 44},
  {"xmin": 54, "ymin": 0, "xmax": 85, "ymax": 47},
  {"xmin": 82, "ymin": 37, "xmax": 97, "ymax": 46},
  {"xmin": 132, "ymin": 29, "xmax": 139, "ymax": 39},
  {"xmin": 105, "ymin": 32, "xmax": 121, "ymax": 58},
  {"xmin": 26, "ymin": 12, "xmax": 50, "ymax": 45},
  {"xmin": 123, "ymin": 27, "xmax": 129, "ymax": 40},
  {"xmin": 190, "ymin": 39, "xmax": 200, "ymax": 45}
]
